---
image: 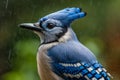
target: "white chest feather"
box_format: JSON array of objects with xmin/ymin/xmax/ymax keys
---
[{"xmin": 37, "ymin": 43, "xmax": 63, "ymax": 80}]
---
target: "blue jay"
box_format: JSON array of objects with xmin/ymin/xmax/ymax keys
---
[{"xmin": 19, "ymin": 7, "xmax": 112, "ymax": 80}]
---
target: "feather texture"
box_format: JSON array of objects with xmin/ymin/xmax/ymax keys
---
[
  {"xmin": 20, "ymin": 7, "xmax": 112, "ymax": 80},
  {"xmin": 39, "ymin": 7, "xmax": 86, "ymax": 27},
  {"xmin": 47, "ymin": 40, "xmax": 111, "ymax": 80}
]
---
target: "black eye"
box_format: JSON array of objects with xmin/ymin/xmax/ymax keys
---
[{"xmin": 47, "ymin": 23, "xmax": 55, "ymax": 29}]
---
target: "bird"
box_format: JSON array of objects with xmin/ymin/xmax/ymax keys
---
[{"xmin": 19, "ymin": 7, "xmax": 112, "ymax": 80}]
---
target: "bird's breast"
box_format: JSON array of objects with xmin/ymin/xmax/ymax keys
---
[{"xmin": 37, "ymin": 43, "xmax": 63, "ymax": 80}]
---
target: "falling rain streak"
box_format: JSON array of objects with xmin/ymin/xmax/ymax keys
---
[{"xmin": 5, "ymin": 0, "xmax": 8, "ymax": 9}]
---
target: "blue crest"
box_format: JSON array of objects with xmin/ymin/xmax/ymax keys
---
[{"xmin": 39, "ymin": 7, "xmax": 86, "ymax": 26}]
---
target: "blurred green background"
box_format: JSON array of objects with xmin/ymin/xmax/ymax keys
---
[{"xmin": 0, "ymin": 0, "xmax": 120, "ymax": 80}]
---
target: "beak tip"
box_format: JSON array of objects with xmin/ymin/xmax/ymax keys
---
[
  {"xmin": 18, "ymin": 24, "xmax": 23, "ymax": 28},
  {"xmin": 18, "ymin": 23, "xmax": 34, "ymax": 28}
]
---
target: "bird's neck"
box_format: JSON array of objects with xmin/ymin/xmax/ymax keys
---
[
  {"xmin": 40, "ymin": 27, "xmax": 78, "ymax": 45},
  {"xmin": 58, "ymin": 27, "xmax": 78, "ymax": 43}
]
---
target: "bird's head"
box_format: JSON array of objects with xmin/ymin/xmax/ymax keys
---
[{"xmin": 19, "ymin": 7, "xmax": 86, "ymax": 44}]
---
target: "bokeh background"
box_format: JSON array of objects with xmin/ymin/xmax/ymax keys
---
[{"xmin": 0, "ymin": 0, "xmax": 120, "ymax": 80}]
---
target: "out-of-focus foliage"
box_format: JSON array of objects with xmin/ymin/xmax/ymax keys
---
[
  {"xmin": 2, "ymin": 39, "xmax": 40, "ymax": 80},
  {"xmin": 0, "ymin": 0, "xmax": 120, "ymax": 80}
]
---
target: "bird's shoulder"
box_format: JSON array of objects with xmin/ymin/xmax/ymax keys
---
[
  {"xmin": 46, "ymin": 41, "xmax": 112, "ymax": 80},
  {"xmin": 47, "ymin": 40, "xmax": 96, "ymax": 63}
]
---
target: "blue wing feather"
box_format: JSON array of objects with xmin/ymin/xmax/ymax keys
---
[
  {"xmin": 47, "ymin": 41, "xmax": 111, "ymax": 80},
  {"xmin": 51, "ymin": 62, "xmax": 111, "ymax": 80}
]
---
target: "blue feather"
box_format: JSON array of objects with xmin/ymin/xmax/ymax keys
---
[
  {"xmin": 47, "ymin": 37, "xmax": 111, "ymax": 80},
  {"xmin": 20, "ymin": 7, "xmax": 112, "ymax": 80},
  {"xmin": 39, "ymin": 7, "xmax": 86, "ymax": 26},
  {"xmin": 50, "ymin": 61, "xmax": 111, "ymax": 80},
  {"xmin": 47, "ymin": 40, "xmax": 96, "ymax": 63}
]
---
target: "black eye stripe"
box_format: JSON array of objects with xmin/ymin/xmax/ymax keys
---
[
  {"xmin": 39, "ymin": 21, "xmax": 43, "ymax": 27},
  {"xmin": 39, "ymin": 21, "xmax": 47, "ymax": 31},
  {"xmin": 56, "ymin": 27, "xmax": 67, "ymax": 38}
]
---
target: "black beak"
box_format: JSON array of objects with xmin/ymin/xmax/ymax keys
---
[{"xmin": 19, "ymin": 23, "xmax": 42, "ymax": 32}]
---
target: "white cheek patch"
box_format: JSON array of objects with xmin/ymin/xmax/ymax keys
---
[{"xmin": 58, "ymin": 28, "xmax": 71, "ymax": 42}]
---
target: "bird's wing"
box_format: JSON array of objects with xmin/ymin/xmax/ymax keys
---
[
  {"xmin": 51, "ymin": 61, "xmax": 111, "ymax": 80},
  {"xmin": 47, "ymin": 41, "xmax": 112, "ymax": 80}
]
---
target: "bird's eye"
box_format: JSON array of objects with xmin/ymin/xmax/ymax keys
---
[{"xmin": 47, "ymin": 23, "xmax": 55, "ymax": 29}]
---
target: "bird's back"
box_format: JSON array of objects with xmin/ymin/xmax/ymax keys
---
[{"xmin": 48, "ymin": 40, "xmax": 97, "ymax": 63}]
